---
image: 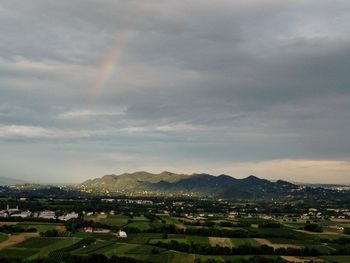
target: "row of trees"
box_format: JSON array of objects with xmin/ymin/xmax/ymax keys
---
[
  {"xmin": 154, "ymin": 240, "xmax": 321, "ymax": 256},
  {"xmin": 0, "ymin": 224, "xmax": 36, "ymax": 234}
]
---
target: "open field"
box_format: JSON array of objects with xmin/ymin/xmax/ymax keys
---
[
  {"xmin": 17, "ymin": 222, "xmax": 65, "ymax": 233},
  {"xmin": 2, "ymin": 196, "xmax": 350, "ymax": 263},
  {"xmin": 231, "ymin": 238, "xmax": 260, "ymax": 247},
  {"xmin": 0, "ymin": 233, "xmax": 8, "ymax": 242},
  {"xmin": 0, "ymin": 232, "xmax": 39, "ymax": 249},
  {"xmin": 209, "ymin": 237, "xmax": 233, "ymax": 247},
  {"xmin": 321, "ymin": 255, "xmax": 350, "ymax": 263},
  {"xmin": 100, "ymin": 215, "xmax": 130, "ymax": 226},
  {"xmin": 255, "ymin": 238, "xmax": 302, "ymax": 249}
]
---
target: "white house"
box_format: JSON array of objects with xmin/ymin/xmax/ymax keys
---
[
  {"xmin": 38, "ymin": 210, "xmax": 56, "ymax": 219},
  {"xmin": 58, "ymin": 212, "xmax": 79, "ymax": 221},
  {"xmin": 117, "ymin": 230, "xmax": 127, "ymax": 238}
]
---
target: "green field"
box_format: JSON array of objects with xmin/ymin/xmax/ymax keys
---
[
  {"xmin": 0, "ymin": 248, "xmax": 39, "ymax": 259},
  {"xmin": 231, "ymin": 238, "xmax": 260, "ymax": 247},
  {"xmin": 15, "ymin": 237, "xmax": 63, "ymax": 248},
  {"xmin": 16, "ymin": 222, "xmax": 64, "ymax": 232},
  {"xmin": 149, "ymin": 235, "xmax": 209, "ymax": 245},
  {"xmin": 72, "ymin": 240, "xmax": 115, "ymax": 255},
  {"xmin": 0, "ymin": 233, "xmax": 8, "ymax": 242},
  {"xmin": 2, "ymin": 213, "xmax": 350, "ymax": 263},
  {"xmin": 101, "ymin": 215, "xmax": 130, "ymax": 227},
  {"xmin": 321, "ymin": 255, "xmax": 350, "ymax": 263}
]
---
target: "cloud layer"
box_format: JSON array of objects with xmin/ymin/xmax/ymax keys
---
[{"xmin": 0, "ymin": 0, "xmax": 350, "ymax": 183}]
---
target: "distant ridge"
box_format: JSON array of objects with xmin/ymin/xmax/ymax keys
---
[
  {"xmin": 77, "ymin": 171, "xmax": 300, "ymax": 198},
  {"xmin": 0, "ymin": 176, "xmax": 26, "ymax": 186}
]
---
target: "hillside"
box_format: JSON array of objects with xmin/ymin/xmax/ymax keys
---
[
  {"xmin": 77, "ymin": 171, "xmax": 300, "ymax": 198},
  {"xmin": 0, "ymin": 176, "xmax": 26, "ymax": 185}
]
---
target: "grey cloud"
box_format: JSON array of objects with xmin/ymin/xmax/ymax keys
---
[{"xmin": 0, "ymin": 0, "xmax": 350, "ymax": 182}]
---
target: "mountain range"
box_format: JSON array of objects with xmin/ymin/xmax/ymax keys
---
[
  {"xmin": 78, "ymin": 171, "xmax": 300, "ymax": 198},
  {"xmin": 0, "ymin": 176, "xmax": 26, "ymax": 186}
]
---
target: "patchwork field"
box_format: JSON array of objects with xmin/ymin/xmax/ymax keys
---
[
  {"xmin": 1, "ymin": 214, "xmax": 350, "ymax": 263},
  {"xmin": 255, "ymin": 238, "xmax": 302, "ymax": 249},
  {"xmin": 231, "ymin": 238, "xmax": 260, "ymax": 247},
  {"xmin": 0, "ymin": 233, "xmax": 8, "ymax": 242},
  {"xmin": 0, "ymin": 232, "xmax": 39, "ymax": 249},
  {"xmin": 209, "ymin": 237, "xmax": 233, "ymax": 248}
]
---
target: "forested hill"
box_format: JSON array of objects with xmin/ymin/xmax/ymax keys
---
[{"xmin": 77, "ymin": 171, "xmax": 301, "ymax": 198}]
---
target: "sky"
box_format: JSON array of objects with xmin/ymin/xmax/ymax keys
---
[{"xmin": 0, "ymin": 0, "xmax": 350, "ymax": 184}]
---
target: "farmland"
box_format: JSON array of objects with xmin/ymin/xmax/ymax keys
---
[{"xmin": 1, "ymin": 196, "xmax": 350, "ymax": 262}]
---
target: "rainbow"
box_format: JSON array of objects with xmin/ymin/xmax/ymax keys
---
[{"xmin": 91, "ymin": 44, "xmax": 123, "ymax": 98}]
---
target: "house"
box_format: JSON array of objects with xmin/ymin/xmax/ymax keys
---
[
  {"xmin": 93, "ymin": 228, "xmax": 111, "ymax": 233},
  {"xmin": 0, "ymin": 211, "xmax": 8, "ymax": 217},
  {"xmin": 117, "ymin": 230, "xmax": 127, "ymax": 238},
  {"xmin": 58, "ymin": 212, "xmax": 79, "ymax": 221},
  {"xmin": 84, "ymin": 227, "xmax": 93, "ymax": 233},
  {"xmin": 83, "ymin": 227, "xmax": 111, "ymax": 233},
  {"xmin": 38, "ymin": 210, "xmax": 56, "ymax": 219},
  {"xmin": 11, "ymin": 211, "xmax": 31, "ymax": 218}
]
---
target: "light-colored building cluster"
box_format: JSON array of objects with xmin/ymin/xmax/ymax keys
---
[{"xmin": 0, "ymin": 205, "xmax": 79, "ymax": 221}]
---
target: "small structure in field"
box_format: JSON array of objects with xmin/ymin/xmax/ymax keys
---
[{"xmin": 117, "ymin": 230, "xmax": 127, "ymax": 238}]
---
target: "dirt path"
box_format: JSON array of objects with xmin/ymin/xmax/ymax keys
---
[
  {"xmin": 296, "ymin": 229, "xmax": 341, "ymax": 235},
  {"xmin": 0, "ymin": 232, "xmax": 39, "ymax": 248},
  {"xmin": 331, "ymin": 218, "xmax": 350, "ymax": 223},
  {"xmin": 95, "ymin": 213, "xmax": 107, "ymax": 222},
  {"xmin": 281, "ymin": 256, "xmax": 324, "ymax": 263},
  {"xmin": 175, "ymin": 223, "xmax": 186, "ymax": 230},
  {"xmin": 255, "ymin": 238, "xmax": 302, "ymax": 249},
  {"xmin": 55, "ymin": 225, "xmax": 66, "ymax": 232},
  {"xmin": 0, "ymin": 222, "xmax": 18, "ymax": 226}
]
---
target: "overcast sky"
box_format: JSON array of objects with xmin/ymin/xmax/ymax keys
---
[{"xmin": 1, "ymin": 0, "xmax": 350, "ymax": 184}]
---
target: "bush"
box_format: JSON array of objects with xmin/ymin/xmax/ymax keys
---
[{"xmin": 304, "ymin": 223, "xmax": 323, "ymax": 233}]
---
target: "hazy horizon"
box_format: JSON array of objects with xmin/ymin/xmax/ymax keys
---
[{"xmin": 1, "ymin": 1, "xmax": 350, "ymax": 184}]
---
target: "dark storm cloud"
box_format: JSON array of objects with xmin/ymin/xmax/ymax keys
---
[{"xmin": 0, "ymin": 0, "xmax": 350, "ymax": 183}]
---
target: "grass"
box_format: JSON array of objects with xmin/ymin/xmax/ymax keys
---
[
  {"xmin": 32, "ymin": 238, "xmax": 82, "ymax": 258},
  {"xmin": 160, "ymin": 216, "xmax": 180, "ymax": 224},
  {"xmin": 321, "ymin": 255, "xmax": 350, "ymax": 263},
  {"xmin": 15, "ymin": 237, "xmax": 63, "ymax": 248},
  {"xmin": 101, "ymin": 215, "xmax": 130, "ymax": 227},
  {"xmin": 187, "ymin": 236, "xmax": 209, "ymax": 244},
  {"xmin": 125, "ymin": 222, "xmax": 153, "ymax": 231},
  {"xmin": 148, "ymin": 250, "xmax": 195, "ymax": 263},
  {"xmin": 0, "ymin": 248, "xmax": 39, "ymax": 259},
  {"xmin": 0, "ymin": 233, "xmax": 9, "ymax": 243},
  {"xmin": 16, "ymin": 222, "xmax": 64, "ymax": 233},
  {"xmin": 149, "ymin": 235, "xmax": 209, "ymax": 246},
  {"xmin": 126, "ymin": 244, "xmax": 164, "ymax": 254},
  {"xmin": 96, "ymin": 243, "xmax": 141, "ymax": 256},
  {"xmin": 126, "ymin": 233, "xmax": 163, "ymax": 244},
  {"xmin": 231, "ymin": 238, "xmax": 260, "ymax": 247},
  {"xmin": 195, "ymin": 255, "xmax": 280, "ymax": 263},
  {"xmin": 72, "ymin": 232, "xmax": 116, "ymax": 240},
  {"xmin": 267, "ymin": 238, "xmax": 309, "ymax": 245},
  {"xmin": 209, "ymin": 237, "xmax": 233, "ymax": 248},
  {"xmin": 72, "ymin": 240, "xmax": 115, "ymax": 255}
]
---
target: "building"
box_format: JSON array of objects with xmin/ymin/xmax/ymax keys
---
[
  {"xmin": 117, "ymin": 230, "xmax": 127, "ymax": 238},
  {"xmin": 58, "ymin": 212, "xmax": 79, "ymax": 221},
  {"xmin": 84, "ymin": 227, "xmax": 93, "ymax": 233},
  {"xmin": 83, "ymin": 227, "xmax": 111, "ymax": 233},
  {"xmin": 38, "ymin": 210, "xmax": 56, "ymax": 219},
  {"xmin": 11, "ymin": 211, "xmax": 31, "ymax": 218}
]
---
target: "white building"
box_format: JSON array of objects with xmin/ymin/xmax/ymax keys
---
[
  {"xmin": 117, "ymin": 230, "xmax": 127, "ymax": 238},
  {"xmin": 58, "ymin": 212, "xmax": 79, "ymax": 221},
  {"xmin": 38, "ymin": 210, "xmax": 56, "ymax": 219},
  {"xmin": 11, "ymin": 211, "xmax": 31, "ymax": 218}
]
